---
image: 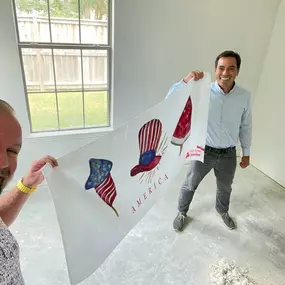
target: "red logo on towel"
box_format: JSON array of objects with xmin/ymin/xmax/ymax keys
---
[{"xmin": 185, "ymin": 145, "xmax": 205, "ymax": 158}]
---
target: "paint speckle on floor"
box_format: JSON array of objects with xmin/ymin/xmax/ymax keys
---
[{"xmin": 210, "ymin": 259, "xmax": 256, "ymax": 285}]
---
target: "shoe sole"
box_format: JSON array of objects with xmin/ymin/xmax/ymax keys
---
[
  {"xmin": 224, "ymin": 222, "xmax": 236, "ymax": 230},
  {"xmin": 228, "ymin": 226, "xmax": 236, "ymax": 230},
  {"xmin": 173, "ymin": 227, "xmax": 183, "ymax": 232}
]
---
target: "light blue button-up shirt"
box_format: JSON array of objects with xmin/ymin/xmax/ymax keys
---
[{"xmin": 166, "ymin": 79, "xmax": 252, "ymax": 156}]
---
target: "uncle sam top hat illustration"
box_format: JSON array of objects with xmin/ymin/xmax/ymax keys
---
[
  {"xmin": 85, "ymin": 158, "xmax": 119, "ymax": 217},
  {"xmin": 130, "ymin": 119, "xmax": 163, "ymax": 177},
  {"xmin": 171, "ymin": 96, "xmax": 192, "ymax": 146}
]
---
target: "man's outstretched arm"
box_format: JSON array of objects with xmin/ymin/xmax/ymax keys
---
[
  {"xmin": 165, "ymin": 71, "xmax": 204, "ymax": 99},
  {"xmin": 0, "ymin": 155, "xmax": 58, "ymax": 226}
]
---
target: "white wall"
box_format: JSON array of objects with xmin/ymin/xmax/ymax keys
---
[
  {"xmin": 0, "ymin": 0, "xmax": 281, "ymax": 183},
  {"xmin": 113, "ymin": 0, "xmax": 281, "ymax": 127},
  {"xmin": 251, "ymin": 0, "xmax": 285, "ymax": 186}
]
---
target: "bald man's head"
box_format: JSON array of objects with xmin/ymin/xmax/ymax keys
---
[
  {"xmin": 0, "ymin": 100, "xmax": 22, "ymax": 194},
  {"xmin": 0, "ymin": 99, "xmax": 15, "ymax": 115}
]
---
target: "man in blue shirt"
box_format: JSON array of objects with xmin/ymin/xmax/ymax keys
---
[{"xmin": 168, "ymin": 50, "xmax": 252, "ymax": 231}]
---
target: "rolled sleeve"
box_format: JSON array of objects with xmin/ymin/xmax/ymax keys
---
[
  {"xmin": 165, "ymin": 79, "xmax": 187, "ymax": 100},
  {"xmin": 239, "ymin": 95, "xmax": 252, "ymax": 156}
]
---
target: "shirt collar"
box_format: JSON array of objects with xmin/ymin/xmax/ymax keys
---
[{"xmin": 213, "ymin": 80, "xmax": 236, "ymax": 95}]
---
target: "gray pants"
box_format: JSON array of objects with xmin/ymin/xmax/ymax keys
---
[{"xmin": 178, "ymin": 147, "xmax": 237, "ymax": 215}]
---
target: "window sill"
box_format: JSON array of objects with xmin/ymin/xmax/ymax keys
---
[{"xmin": 26, "ymin": 126, "xmax": 113, "ymax": 140}]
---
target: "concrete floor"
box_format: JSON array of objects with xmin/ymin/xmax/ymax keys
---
[{"xmin": 10, "ymin": 164, "xmax": 285, "ymax": 285}]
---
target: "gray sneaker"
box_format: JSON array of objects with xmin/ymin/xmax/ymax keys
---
[
  {"xmin": 220, "ymin": 213, "xmax": 236, "ymax": 229},
  {"xmin": 173, "ymin": 212, "xmax": 186, "ymax": 231}
]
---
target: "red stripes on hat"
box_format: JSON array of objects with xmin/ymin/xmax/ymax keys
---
[{"xmin": 138, "ymin": 119, "xmax": 162, "ymax": 154}]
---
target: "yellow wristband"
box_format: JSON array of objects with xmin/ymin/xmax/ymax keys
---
[{"xmin": 17, "ymin": 179, "xmax": 37, "ymax": 195}]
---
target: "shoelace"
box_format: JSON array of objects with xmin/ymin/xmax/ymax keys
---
[{"xmin": 178, "ymin": 214, "xmax": 185, "ymax": 221}]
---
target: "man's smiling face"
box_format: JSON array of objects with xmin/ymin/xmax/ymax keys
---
[
  {"xmin": 0, "ymin": 109, "xmax": 22, "ymax": 194},
  {"xmin": 215, "ymin": 56, "xmax": 239, "ymax": 92}
]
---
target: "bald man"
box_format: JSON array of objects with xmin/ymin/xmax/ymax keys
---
[{"xmin": 0, "ymin": 99, "xmax": 57, "ymax": 284}]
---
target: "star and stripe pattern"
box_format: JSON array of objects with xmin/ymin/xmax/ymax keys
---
[
  {"xmin": 94, "ymin": 173, "xmax": 116, "ymax": 209},
  {"xmin": 138, "ymin": 119, "xmax": 162, "ymax": 154},
  {"xmin": 85, "ymin": 158, "xmax": 119, "ymax": 217}
]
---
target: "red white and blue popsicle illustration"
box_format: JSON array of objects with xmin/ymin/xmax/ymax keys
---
[{"xmin": 171, "ymin": 96, "xmax": 192, "ymax": 155}]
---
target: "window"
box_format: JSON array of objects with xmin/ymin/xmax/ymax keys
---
[{"xmin": 12, "ymin": 0, "xmax": 112, "ymax": 133}]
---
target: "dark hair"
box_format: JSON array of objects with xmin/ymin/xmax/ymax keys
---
[{"xmin": 215, "ymin": 50, "xmax": 241, "ymax": 70}]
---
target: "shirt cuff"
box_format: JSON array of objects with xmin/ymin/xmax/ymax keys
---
[{"xmin": 242, "ymin": 147, "xmax": 250, "ymax": 157}]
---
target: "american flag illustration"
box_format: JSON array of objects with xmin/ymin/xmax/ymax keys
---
[
  {"xmin": 85, "ymin": 159, "xmax": 119, "ymax": 217},
  {"xmin": 139, "ymin": 119, "xmax": 162, "ymax": 154}
]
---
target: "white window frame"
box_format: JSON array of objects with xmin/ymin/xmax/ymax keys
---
[{"xmin": 12, "ymin": 0, "xmax": 112, "ymax": 134}]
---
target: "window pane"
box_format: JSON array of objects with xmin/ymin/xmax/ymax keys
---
[
  {"xmin": 49, "ymin": 0, "xmax": 79, "ymax": 43},
  {"xmin": 80, "ymin": 0, "xmax": 108, "ymax": 44},
  {"xmin": 82, "ymin": 50, "xmax": 107, "ymax": 91},
  {"xmin": 28, "ymin": 93, "xmax": 58, "ymax": 131},
  {"xmin": 84, "ymin": 91, "xmax": 108, "ymax": 126},
  {"xmin": 15, "ymin": 0, "xmax": 51, "ymax": 42},
  {"xmin": 22, "ymin": 48, "xmax": 55, "ymax": 93},
  {"xmin": 53, "ymin": 49, "xmax": 82, "ymax": 92},
  {"xmin": 57, "ymin": 92, "xmax": 84, "ymax": 129}
]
